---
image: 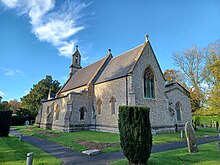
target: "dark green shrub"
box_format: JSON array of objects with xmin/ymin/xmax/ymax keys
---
[
  {"xmin": 0, "ymin": 110, "xmax": 12, "ymax": 136},
  {"xmin": 11, "ymin": 108, "xmax": 35, "ymax": 126},
  {"xmin": 118, "ymin": 106, "xmax": 152, "ymax": 165}
]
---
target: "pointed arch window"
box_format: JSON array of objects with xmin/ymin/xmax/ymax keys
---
[
  {"xmin": 144, "ymin": 67, "xmax": 155, "ymax": 98},
  {"xmin": 110, "ymin": 97, "xmax": 116, "ymax": 115},
  {"xmin": 175, "ymin": 102, "xmax": 182, "ymax": 122},
  {"xmin": 79, "ymin": 107, "xmax": 86, "ymax": 120},
  {"xmin": 97, "ymin": 98, "xmax": 102, "ymax": 115},
  {"xmin": 55, "ymin": 104, "xmax": 60, "ymax": 120},
  {"xmin": 46, "ymin": 106, "xmax": 50, "ymax": 115}
]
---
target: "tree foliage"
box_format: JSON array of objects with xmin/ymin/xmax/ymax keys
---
[
  {"xmin": 118, "ymin": 106, "xmax": 152, "ymax": 165},
  {"xmin": 173, "ymin": 46, "xmax": 208, "ymax": 112},
  {"xmin": 0, "ymin": 100, "xmax": 11, "ymax": 111},
  {"xmin": 164, "ymin": 69, "xmax": 180, "ymax": 84},
  {"xmin": 8, "ymin": 99, "xmax": 21, "ymax": 113},
  {"xmin": 173, "ymin": 41, "xmax": 220, "ymax": 115},
  {"xmin": 204, "ymin": 49, "xmax": 220, "ymax": 112},
  {"xmin": 21, "ymin": 75, "xmax": 61, "ymax": 116}
]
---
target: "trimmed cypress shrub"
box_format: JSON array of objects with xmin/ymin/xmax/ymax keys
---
[
  {"xmin": 118, "ymin": 106, "xmax": 152, "ymax": 165},
  {"xmin": 0, "ymin": 110, "xmax": 12, "ymax": 136}
]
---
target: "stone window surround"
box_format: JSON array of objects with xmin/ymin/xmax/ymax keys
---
[
  {"xmin": 79, "ymin": 107, "xmax": 87, "ymax": 121},
  {"xmin": 143, "ymin": 65, "xmax": 156, "ymax": 100},
  {"xmin": 97, "ymin": 98, "xmax": 102, "ymax": 116},
  {"xmin": 109, "ymin": 96, "xmax": 116, "ymax": 115},
  {"xmin": 55, "ymin": 104, "xmax": 60, "ymax": 121},
  {"xmin": 175, "ymin": 101, "xmax": 182, "ymax": 122}
]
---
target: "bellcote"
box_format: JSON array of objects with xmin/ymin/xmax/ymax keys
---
[{"xmin": 69, "ymin": 45, "xmax": 82, "ymax": 78}]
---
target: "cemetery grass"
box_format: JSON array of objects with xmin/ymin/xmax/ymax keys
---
[
  {"xmin": 110, "ymin": 142, "xmax": 220, "ymax": 165},
  {"xmin": 14, "ymin": 126, "xmax": 219, "ymax": 153},
  {"xmin": 0, "ymin": 135, "xmax": 61, "ymax": 165}
]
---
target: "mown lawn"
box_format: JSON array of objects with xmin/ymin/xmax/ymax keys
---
[
  {"xmin": 14, "ymin": 126, "xmax": 219, "ymax": 153},
  {"xmin": 110, "ymin": 142, "xmax": 220, "ymax": 165},
  {"xmin": 0, "ymin": 135, "xmax": 61, "ymax": 165}
]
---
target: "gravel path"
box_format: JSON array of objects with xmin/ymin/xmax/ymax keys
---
[{"xmin": 10, "ymin": 130, "xmax": 219, "ymax": 165}]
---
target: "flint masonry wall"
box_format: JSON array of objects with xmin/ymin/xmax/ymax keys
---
[
  {"xmin": 94, "ymin": 78, "xmax": 127, "ymax": 132},
  {"xmin": 131, "ymin": 43, "xmax": 175, "ymax": 132},
  {"xmin": 165, "ymin": 84, "xmax": 192, "ymax": 126}
]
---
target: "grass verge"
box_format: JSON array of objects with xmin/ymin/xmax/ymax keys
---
[
  {"xmin": 14, "ymin": 126, "xmax": 219, "ymax": 153},
  {"xmin": 0, "ymin": 135, "xmax": 61, "ymax": 165},
  {"xmin": 110, "ymin": 142, "xmax": 220, "ymax": 165}
]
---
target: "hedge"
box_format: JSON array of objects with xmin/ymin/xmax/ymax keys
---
[
  {"xmin": 11, "ymin": 115, "xmax": 35, "ymax": 126},
  {"xmin": 118, "ymin": 106, "xmax": 152, "ymax": 165},
  {"xmin": 0, "ymin": 110, "xmax": 12, "ymax": 136}
]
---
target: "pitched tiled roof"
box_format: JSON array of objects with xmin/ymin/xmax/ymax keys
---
[
  {"xmin": 95, "ymin": 43, "xmax": 145, "ymax": 84},
  {"xmin": 60, "ymin": 57, "xmax": 107, "ymax": 93}
]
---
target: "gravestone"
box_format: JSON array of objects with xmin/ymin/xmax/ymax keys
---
[
  {"xmin": 180, "ymin": 131, "xmax": 184, "ymax": 139},
  {"xmin": 185, "ymin": 122, "xmax": 199, "ymax": 153},
  {"xmin": 203, "ymin": 123, "xmax": 206, "ymax": 128},
  {"xmin": 25, "ymin": 120, "xmax": 29, "ymax": 127}
]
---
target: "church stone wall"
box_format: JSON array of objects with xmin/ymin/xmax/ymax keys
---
[
  {"xmin": 131, "ymin": 43, "xmax": 175, "ymax": 132},
  {"xmin": 94, "ymin": 78, "xmax": 127, "ymax": 132},
  {"xmin": 40, "ymin": 96, "xmax": 69, "ymax": 131},
  {"xmin": 39, "ymin": 90, "xmax": 92, "ymax": 132},
  {"xmin": 165, "ymin": 88, "xmax": 192, "ymax": 126}
]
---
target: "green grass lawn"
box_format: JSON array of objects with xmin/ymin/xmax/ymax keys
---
[
  {"xmin": 0, "ymin": 135, "xmax": 61, "ymax": 165},
  {"xmin": 14, "ymin": 126, "xmax": 219, "ymax": 153},
  {"xmin": 110, "ymin": 142, "xmax": 220, "ymax": 165}
]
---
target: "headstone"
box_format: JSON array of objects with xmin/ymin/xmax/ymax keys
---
[
  {"xmin": 25, "ymin": 120, "xmax": 29, "ymax": 128},
  {"xmin": 185, "ymin": 122, "xmax": 199, "ymax": 153},
  {"xmin": 82, "ymin": 149, "xmax": 101, "ymax": 156},
  {"xmin": 19, "ymin": 134, "xmax": 23, "ymax": 141},
  {"xmin": 203, "ymin": 123, "xmax": 206, "ymax": 128},
  {"xmin": 180, "ymin": 131, "xmax": 184, "ymax": 139}
]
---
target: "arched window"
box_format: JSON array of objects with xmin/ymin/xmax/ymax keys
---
[
  {"xmin": 46, "ymin": 106, "xmax": 50, "ymax": 115},
  {"xmin": 175, "ymin": 102, "xmax": 182, "ymax": 122},
  {"xmin": 97, "ymin": 98, "xmax": 102, "ymax": 115},
  {"xmin": 75, "ymin": 55, "xmax": 78, "ymax": 64},
  {"xmin": 55, "ymin": 104, "xmax": 60, "ymax": 120},
  {"xmin": 110, "ymin": 96, "xmax": 116, "ymax": 115},
  {"xmin": 79, "ymin": 107, "xmax": 86, "ymax": 120},
  {"xmin": 144, "ymin": 67, "xmax": 155, "ymax": 98}
]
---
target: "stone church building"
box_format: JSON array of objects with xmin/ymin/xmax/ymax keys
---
[{"xmin": 36, "ymin": 35, "xmax": 192, "ymax": 133}]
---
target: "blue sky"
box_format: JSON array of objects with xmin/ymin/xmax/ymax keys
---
[{"xmin": 0, "ymin": 0, "xmax": 220, "ymax": 101}]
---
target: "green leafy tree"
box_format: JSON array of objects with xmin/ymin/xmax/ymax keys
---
[
  {"xmin": 21, "ymin": 75, "xmax": 61, "ymax": 116},
  {"xmin": 0, "ymin": 98, "xmax": 11, "ymax": 110},
  {"xmin": 204, "ymin": 49, "xmax": 220, "ymax": 113}
]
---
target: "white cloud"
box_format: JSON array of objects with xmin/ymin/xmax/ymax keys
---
[
  {"xmin": 60, "ymin": 75, "xmax": 68, "ymax": 82},
  {"xmin": 0, "ymin": 0, "xmax": 88, "ymax": 57},
  {"xmin": 0, "ymin": 0, "xmax": 18, "ymax": 8},
  {"xmin": 2, "ymin": 68, "xmax": 25, "ymax": 76},
  {"xmin": 81, "ymin": 56, "xmax": 89, "ymax": 63},
  {"xmin": 0, "ymin": 90, "xmax": 5, "ymax": 97}
]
